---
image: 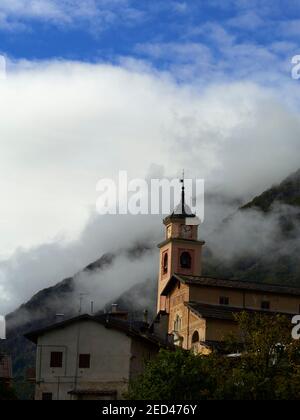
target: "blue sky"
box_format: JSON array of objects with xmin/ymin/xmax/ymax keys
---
[{"xmin": 1, "ymin": 0, "xmax": 299, "ymax": 83}]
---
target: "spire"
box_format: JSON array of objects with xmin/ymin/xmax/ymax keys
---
[
  {"xmin": 180, "ymin": 169, "xmax": 185, "ymax": 215},
  {"xmin": 178, "ymin": 169, "xmax": 194, "ymax": 217},
  {"xmin": 163, "ymin": 170, "xmax": 196, "ymax": 223}
]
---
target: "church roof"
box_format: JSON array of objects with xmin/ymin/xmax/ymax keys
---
[
  {"xmin": 161, "ymin": 273, "xmax": 300, "ymax": 297},
  {"xmin": 163, "ymin": 203, "xmax": 196, "ymax": 224},
  {"xmin": 163, "ymin": 175, "xmax": 196, "ymax": 224},
  {"xmin": 186, "ymin": 301, "xmax": 296, "ymax": 321}
]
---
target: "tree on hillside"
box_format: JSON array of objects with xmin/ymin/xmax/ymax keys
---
[{"xmin": 127, "ymin": 313, "xmax": 300, "ymax": 400}]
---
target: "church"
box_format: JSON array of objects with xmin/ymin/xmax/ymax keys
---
[
  {"xmin": 25, "ymin": 180, "xmax": 300, "ymax": 399},
  {"xmin": 153, "ymin": 181, "xmax": 300, "ymax": 354}
]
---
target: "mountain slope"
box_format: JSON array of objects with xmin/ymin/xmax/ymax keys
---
[
  {"xmin": 1, "ymin": 168, "xmax": 300, "ymax": 398},
  {"xmin": 241, "ymin": 168, "xmax": 300, "ymax": 212},
  {"xmin": 204, "ymin": 168, "xmax": 300, "ymax": 284}
]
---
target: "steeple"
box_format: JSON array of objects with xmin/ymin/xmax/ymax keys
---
[
  {"xmin": 164, "ymin": 171, "xmax": 195, "ymax": 224},
  {"xmin": 157, "ymin": 172, "xmax": 205, "ymax": 313},
  {"xmin": 180, "ymin": 170, "xmax": 185, "ymax": 215}
]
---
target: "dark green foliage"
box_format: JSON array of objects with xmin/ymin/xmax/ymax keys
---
[
  {"xmin": 126, "ymin": 348, "xmax": 212, "ymax": 400},
  {"xmin": 127, "ymin": 313, "xmax": 300, "ymax": 400},
  {"xmin": 241, "ymin": 169, "xmax": 300, "ymax": 213},
  {"xmin": 12, "ymin": 378, "xmax": 34, "ymax": 400},
  {"xmin": 0, "ymin": 383, "xmax": 18, "ymax": 400}
]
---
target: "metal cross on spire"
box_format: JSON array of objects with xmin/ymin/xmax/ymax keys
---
[{"xmin": 180, "ymin": 169, "xmax": 185, "ymax": 215}]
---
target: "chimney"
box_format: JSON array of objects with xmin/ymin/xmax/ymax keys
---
[
  {"xmin": 109, "ymin": 304, "xmax": 128, "ymax": 320},
  {"xmin": 111, "ymin": 303, "xmax": 118, "ymax": 313},
  {"xmin": 143, "ymin": 309, "xmax": 149, "ymax": 324}
]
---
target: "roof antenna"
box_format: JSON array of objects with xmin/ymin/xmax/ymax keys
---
[{"xmin": 78, "ymin": 293, "xmax": 88, "ymax": 314}]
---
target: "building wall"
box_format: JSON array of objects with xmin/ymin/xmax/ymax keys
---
[
  {"xmin": 158, "ymin": 217, "xmax": 300, "ymax": 353},
  {"xmin": 158, "ymin": 240, "xmax": 203, "ymax": 312},
  {"xmin": 167, "ymin": 289, "xmax": 209, "ymax": 351},
  {"xmin": 151, "ymin": 312, "xmax": 169, "ymax": 343},
  {"xmin": 165, "ymin": 282, "xmax": 300, "ymax": 353},
  {"xmin": 157, "ymin": 241, "xmax": 173, "ymax": 312},
  {"xmin": 189, "ymin": 285, "xmax": 300, "ymax": 314},
  {"xmin": 166, "ymin": 222, "xmax": 198, "ymax": 241},
  {"xmin": 205, "ymin": 319, "xmax": 238, "ymax": 342},
  {"xmin": 129, "ymin": 339, "xmax": 158, "ymax": 381},
  {"xmin": 171, "ymin": 241, "xmax": 203, "ymax": 277},
  {"xmin": 0, "ymin": 354, "xmax": 12, "ymax": 388},
  {"xmin": 35, "ymin": 320, "xmax": 132, "ymax": 400},
  {"xmin": 187, "ymin": 312, "xmax": 206, "ymax": 347},
  {"xmin": 167, "ymin": 282, "xmax": 190, "ymax": 349}
]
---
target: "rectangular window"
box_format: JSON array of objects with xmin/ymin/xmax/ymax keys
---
[
  {"xmin": 79, "ymin": 354, "xmax": 91, "ymax": 369},
  {"xmin": 261, "ymin": 301, "xmax": 270, "ymax": 310},
  {"xmin": 219, "ymin": 296, "xmax": 229, "ymax": 306},
  {"xmin": 50, "ymin": 352, "xmax": 63, "ymax": 368},
  {"xmin": 42, "ymin": 393, "xmax": 53, "ymax": 401}
]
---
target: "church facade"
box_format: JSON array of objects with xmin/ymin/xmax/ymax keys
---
[{"xmin": 155, "ymin": 184, "xmax": 300, "ymax": 353}]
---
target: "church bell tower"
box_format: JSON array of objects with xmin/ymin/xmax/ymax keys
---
[{"xmin": 157, "ymin": 176, "xmax": 205, "ymax": 313}]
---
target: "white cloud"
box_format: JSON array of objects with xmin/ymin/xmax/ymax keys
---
[
  {"xmin": 0, "ymin": 212, "xmax": 161, "ymax": 315},
  {"xmin": 187, "ymin": 22, "xmax": 235, "ymax": 48},
  {"xmin": 135, "ymin": 42, "xmax": 212, "ymax": 65},
  {"xmin": 280, "ymin": 19, "xmax": 300, "ymax": 37},
  {"xmin": 0, "ymin": 58, "xmax": 299, "ymax": 312},
  {"xmin": 173, "ymin": 2, "xmax": 188, "ymax": 14},
  {"xmin": 0, "ymin": 0, "xmax": 142, "ymax": 32},
  {"xmin": 227, "ymin": 11, "xmax": 265, "ymax": 30}
]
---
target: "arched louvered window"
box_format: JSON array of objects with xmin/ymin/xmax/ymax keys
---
[
  {"xmin": 180, "ymin": 251, "xmax": 191, "ymax": 269},
  {"xmin": 163, "ymin": 253, "xmax": 168, "ymax": 274}
]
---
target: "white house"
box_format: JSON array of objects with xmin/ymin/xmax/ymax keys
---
[{"xmin": 25, "ymin": 313, "xmax": 162, "ymax": 400}]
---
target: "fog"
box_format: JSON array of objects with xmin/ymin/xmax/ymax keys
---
[{"xmin": 0, "ymin": 60, "xmax": 300, "ymax": 314}]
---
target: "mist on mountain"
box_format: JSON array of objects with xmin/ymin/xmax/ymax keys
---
[
  {"xmin": 0, "ymin": 168, "xmax": 299, "ymax": 394},
  {"xmin": 203, "ymin": 168, "xmax": 300, "ymax": 284}
]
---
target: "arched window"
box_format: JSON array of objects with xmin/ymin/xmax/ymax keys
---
[
  {"xmin": 192, "ymin": 330, "xmax": 199, "ymax": 343},
  {"xmin": 163, "ymin": 253, "xmax": 168, "ymax": 274},
  {"xmin": 174, "ymin": 315, "xmax": 182, "ymax": 332},
  {"xmin": 180, "ymin": 251, "xmax": 192, "ymax": 269}
]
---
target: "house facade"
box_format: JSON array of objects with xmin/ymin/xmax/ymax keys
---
[
  {"xmin": 25, "ymin": 314, "xmax": 160, "ymax": 400},
  {"xmin": 0, "ymin": 353, "xmax": 12, "ymax": 388}
]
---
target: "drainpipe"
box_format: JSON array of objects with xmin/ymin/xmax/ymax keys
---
[
  {"xmin": 74, "ymin": 322, "xmax": 81, "ymax": 393},
  {"xmin": 187, "ymin": 307, "xmax": 190, "ymax": 350}
]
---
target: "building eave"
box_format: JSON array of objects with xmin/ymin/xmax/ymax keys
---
[
  {"xmin": 157, "ymin": 238, "xmax": 205, "ymax": 249},
  {"xmin": 185, "ymin": 301, "xmax": 297, "ymax": 322},
  {"xmin": 24, "ymin": 314, "xmax": 168, "ymax": 348},
  {"xmin": 175, "ymin": 274, "xmax": 300, "ymax": 297}
]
